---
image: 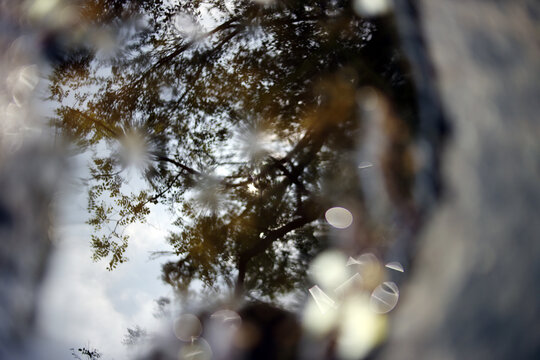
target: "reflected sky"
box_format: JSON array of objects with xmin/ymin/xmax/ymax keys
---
[
  {"xmin": 1, "ymin": 1, "xmax": 422, "ymax": 359},
  {"xmin": 38, "ymin": 183, "xmax": 176, "ymax": 359}
]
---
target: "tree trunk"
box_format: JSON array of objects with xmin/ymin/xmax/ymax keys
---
[{"xmin": 235, "ymin": 257, "xmax": 247, "ymax": 300}]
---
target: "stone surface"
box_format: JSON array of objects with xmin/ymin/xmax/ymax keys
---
[
  {"xmin": 0, "ymin": 145, "xmax": 63, "ymax": 359},
  {"xmin": 383, "ymin": 1, "xmax": 540, "ymax": 359}
]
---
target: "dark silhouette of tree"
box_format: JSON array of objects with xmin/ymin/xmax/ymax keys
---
[
  {"xmin": 122, "ymin": 325, "xmax": 149, "ymax": 347},
  {"xmin": 70, "ymin": 346, "xmax": 102, "ymax": 360},
  {"xmin": 49, "ymin": 0, "xmax": 417, "ymax": 300},
  {"xmin": 153, "ymin": 296, "xmax": 172, "ymax": 318}
]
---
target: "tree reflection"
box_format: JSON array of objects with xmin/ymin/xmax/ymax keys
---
[{"xmin": 49, "ymin": 0, "xmax": 417, "ymax": 300}]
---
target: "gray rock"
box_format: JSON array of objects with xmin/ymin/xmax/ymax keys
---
[
  {"xmin": 0, "ymin": 145, "xmax": 63, "ymax": 359},
  {"xmin": 383, "ymin": 1, "xmax": 540, "ymax": 359}
]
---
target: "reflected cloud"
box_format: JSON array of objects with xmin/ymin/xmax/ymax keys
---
[
  {"xmin": 174, "ymin": 13, "xmax": 203, "ymax": 40},
  {"xmin": 246, "ymin": 182, "xmax": 258, "ymax": 194}
]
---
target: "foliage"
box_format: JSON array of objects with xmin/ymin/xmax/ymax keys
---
[
  {"xmin": 50, "ymin": 0, "xmax": 417, "ymax": 299},
  {"xmin": 153, "ymin": 296, "xmax": 171, "ymax": 318},
  {"xmin": 70, "ymin": 346, "xmax": 102, "ymax": 360},
  {"xmin": 122, "ymin": 325, "xmax": 149, "ymax": 346}
]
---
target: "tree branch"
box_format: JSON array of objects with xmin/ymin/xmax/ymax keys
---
[
  {"xmin": 148, "ymin": 172, "xmax": 183, "ymax": 202},
  {"xmin": 131, "ymin": 16, "xmax": 243, "ymax": 89},
  {"xmin": 235, "ymin": 203, "xmax": 323, "ymax": 296},
  {"xmin": 154, "ymin": 154, "xmax": 201, "ymax": 176},
  {"xmin": 67, "ymin": 108, "xmax": 119, "ymax": 138}
]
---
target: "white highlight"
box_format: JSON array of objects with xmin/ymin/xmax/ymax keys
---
[
  {"xmin": 358, "ymin": 161, "xmax": 373, "ymax": 169},
  {"xmin": 385, "ymin": 261, "xmax": 404, "ymax": 272},
  {"xmin": 370, "ymin": 282, "xmax": 399, "ymax": 314},
  {"xmin": 251, "ymin": 0, "xmax": 276, "ymax": 5},
  {"xmin": 334, "ymin": 273, "xmax": 363, "ymax": 296},
  {"xmin": 303, "ymin": 295, "xmax": 339, "ymax": 336},
  {"xmin": 325, "ymin": 207, "xmax": 353, "ymax": 229},
  {"xmin": 353, "ymin": 0, "xmax": 392, "ymax": 17},
  {"xmin": 309, "ymin": 250, "xmax": 349, "ymax": 290},
  {"xmin": 210, "ymin": 309, "xmax": 241, "ymax": 326},
  {"xmin": 247, "ymin": 183, "xmax": 258, "ymax": 194},
  {"xmin": 337, "ymin": 295, "xmax": 387, "ymax": 359},
  {"xmin": 309, "ymin": 285, "xmax": 337, "ymax": 315}
]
